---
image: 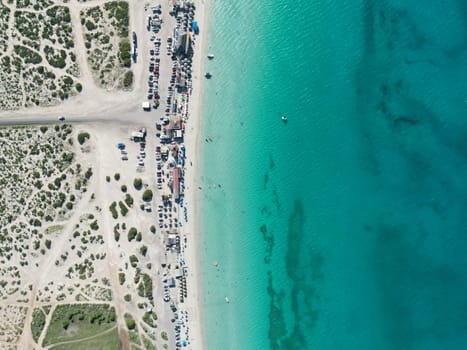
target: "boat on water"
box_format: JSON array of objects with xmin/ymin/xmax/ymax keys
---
[
  {"xmin": 225, "ymin": 296, "xmax": 230, "ymax": 303},
  {"xmin": 281, "ymin": 115, "xmax": 287, "ymax": 123},
  {"xmin": 207, "ymin": 54, "xmax": 215, "ymax": 59}
]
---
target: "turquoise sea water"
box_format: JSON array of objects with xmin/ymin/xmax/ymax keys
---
[{"xmin": 199, "ymin": 0, "xmax": 467, "ymax": 349}]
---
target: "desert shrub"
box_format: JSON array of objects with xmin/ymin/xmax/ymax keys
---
[
  {"xmin": 84, "ymin": 168, "xmax": 93, "ymax": 179},
  {"xmin": 118, "ymin": 40, "xmax": 131, "ymax": 67},
  {"xmin": 142, "ymin": 189, "xmax": 153, "ymax": 202},
  {"xmin": 129, "ymin": 255, "xmax": 138, "ymax": 268},
  {"xmin": 126, "ymin": 318, "xmax": 135, "ymax": 330},
  {"xmin": 90, "ymin": 220, "xmax": 99, "ymax": 230},
  {"xmin": 124, "ymin": 193, "xmax": 133, "ymax": 207},
  {"xmin": 14, "ymin": 45, "xmax": 42, "ymax": 64},
  {"xmin": 118, "ymin": 272, "xmax": 125, "ymax": 285},
  {"xmin": 118, "ymin": 201, "xmax": 128, "ymax": 216},
  {"xmin": 123, "ymin": 70, "xmax": 133, "ymax": 88},
  {"xmin": 109, "ymin": 202, "xmax": 118, "ymax": 219},
  {"xmin": 133, "ymin": 178, "xmax": 142, "ymax": 190},
  {"xmin": 77, "ymin": 132, "xmax": 90, "ymax": 144},
  {"xmin": 139, "ymin": 245, "xmax": 147, "ymax": 256},
  {"xmin": 31, "ymin": 308, "xmax": 46, "ymax": 342},
  {"xmin": 128, "ymin": 227, "xmax": 137, "ymax": 242}
]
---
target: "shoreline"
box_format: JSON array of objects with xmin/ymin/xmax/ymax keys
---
[{"xmin": 183, "ymin": 0, "xmax": 212, "ymax": 349}]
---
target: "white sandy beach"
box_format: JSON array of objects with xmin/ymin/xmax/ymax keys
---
[{"xmin": 178, "ymin": 0, "xmax": 212, "ymax": 348}]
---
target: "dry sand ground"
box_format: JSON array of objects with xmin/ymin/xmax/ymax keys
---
[{"xmin": 0, "ymin": 0, "xmax": 211, "ymax": 348}]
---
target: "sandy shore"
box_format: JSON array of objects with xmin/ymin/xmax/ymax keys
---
[{"xmin": 182, "ymin": 0, "xmax": 212, "ymax": 349}]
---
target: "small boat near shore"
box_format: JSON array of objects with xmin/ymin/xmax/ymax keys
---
[
  {"xmin": 281, "ymin": 115, "xmax": 287, "ymax": 123},
  {"xmin": 225, "ymin": 296, "xmax": 230, "ymax": 303},
  {"xmin": 207, "ymin": 53, "xmax": 215, "ymax": 59}
]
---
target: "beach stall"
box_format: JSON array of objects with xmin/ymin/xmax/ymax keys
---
[{"xmin": 192, "ymin": 21, "xmax": 199, "ymax": 34}]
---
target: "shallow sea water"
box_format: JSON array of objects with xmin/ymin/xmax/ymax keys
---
[{"xmin": 200, "ymin": 1, "xmax": 467, "ymax": 349}]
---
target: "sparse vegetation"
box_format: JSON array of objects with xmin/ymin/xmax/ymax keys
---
[
  {"xmin": 109, "ymin": 201, "xmax": 118, "ymax": 219},
  {"xmin": 128, "ymin": 227, "xmax": 137, "ymax": 242},
  {"xmin": 142, "ymin": 189, "xmax": 153, "ymax": 202},
  {"xmin": 31, "ymin": 308, "xmax": 46, "ymax": 343},
  {"xmin": 124, "ymin": 193, "xmax": 134, "ymax": 207},
  {"xmin": 133, "ymin": 178, "xmax": 142, "ymax": 190},
  {"xmin": 43, "ymin": 304, "xmax": 116, "ymax": 346},
  {"xmin": 118, "ymin": 272, "xmax": 125, "ymax": 285},
  {"xmin": 77, "ymin": 132, "xmax": 90, "ymax": 145},
  {"xmin": 80, "ymin": 1, "xmax": 131, "ymax": 89},
  {"xmin": 118, "ymin": 201, "xmax": 128, "ymax": 216}
]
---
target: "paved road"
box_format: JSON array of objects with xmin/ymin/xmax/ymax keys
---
[{"xmin": 0, "ymin": 111, "xmax": 158, "ymax": 127}]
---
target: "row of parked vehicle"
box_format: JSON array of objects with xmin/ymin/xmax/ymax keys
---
[{"xmin": 148, "ymin": 38, "xmax": 161, "ymax": 106}]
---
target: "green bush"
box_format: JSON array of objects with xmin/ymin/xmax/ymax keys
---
[
  {"xmin": 126, "ymin": 318, "xmax": 135, "ymax": 330},
  {"xmin": 133, "ymin": 178, "xmax": 142, "ymax": 190},
  {"xmin": 77, "ymin": 132, "xmax": 90, "ymax": 145},
  {"xmin": 85, "ymin": 20, "xmax": 96, "ymax": 31},
  {"xmin": 129, "ymin": 255, "xmax": 138, "ymax": 268},
  {"xmin": 128, "ymin": 227, "xmax": 137, "ymax": 242},
  {"xmin": 118, "ymin": 39, "xmax": 131, "ymax": 67},
  {"xmin": 109, "ymin": 202, "xmax": 118, "ymax": 219},
  {"xmin": 75, "ymin": 83, "xmax": 83, "ymax": 92},
  {"xmin": 118, "ymin": 201, "xmax": 128, "ymax": 216},
  {"xmin": 137, "ymin": 274, "xmax": 153, "ymax": 298},
  {"xmin": 90, "ymin": 220, "xmax": 99, "ymax": 230},
  {"xmin": 114, "ymin": 173, "xmax": 120, "ymax": 181},
  {"xmin": 124, "ymin": 193, "xmax": 133, "ymax": 207},
  {"xmin": 121, "ymin": 184, "xmax": 127, "ymax": 192},
  {"xmin": 118, "ymin": 272, "xmax": 125, "ymax": 285},
  {"xmin": 123, "ymin": 70, "xmax": 133, "ymax": 88},
  {"xmin": 31, "ymin": 308, "xmax": 46, "ymax": 342},
  {"xmin": 142, "ymin": 312, "xmax": 157, "ymax": 328},
  {"xmin": 140, "ymin": 245, "xmax": 147, "ymax": 256},
  {"xmin": 84, "ymin": 168, "xmax": 93, "ymax": 179},
  {"xmin": 14, "ymin": 45, "xmax": 42, "ymax": 64},
  {"xmin": 142, "ymin": 189, "xmax": 153, "ymax": 202}
]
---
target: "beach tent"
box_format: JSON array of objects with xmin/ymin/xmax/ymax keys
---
[{"xmin": 192, "ymin": 21, "xmax": 199, "ymax": 34}]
